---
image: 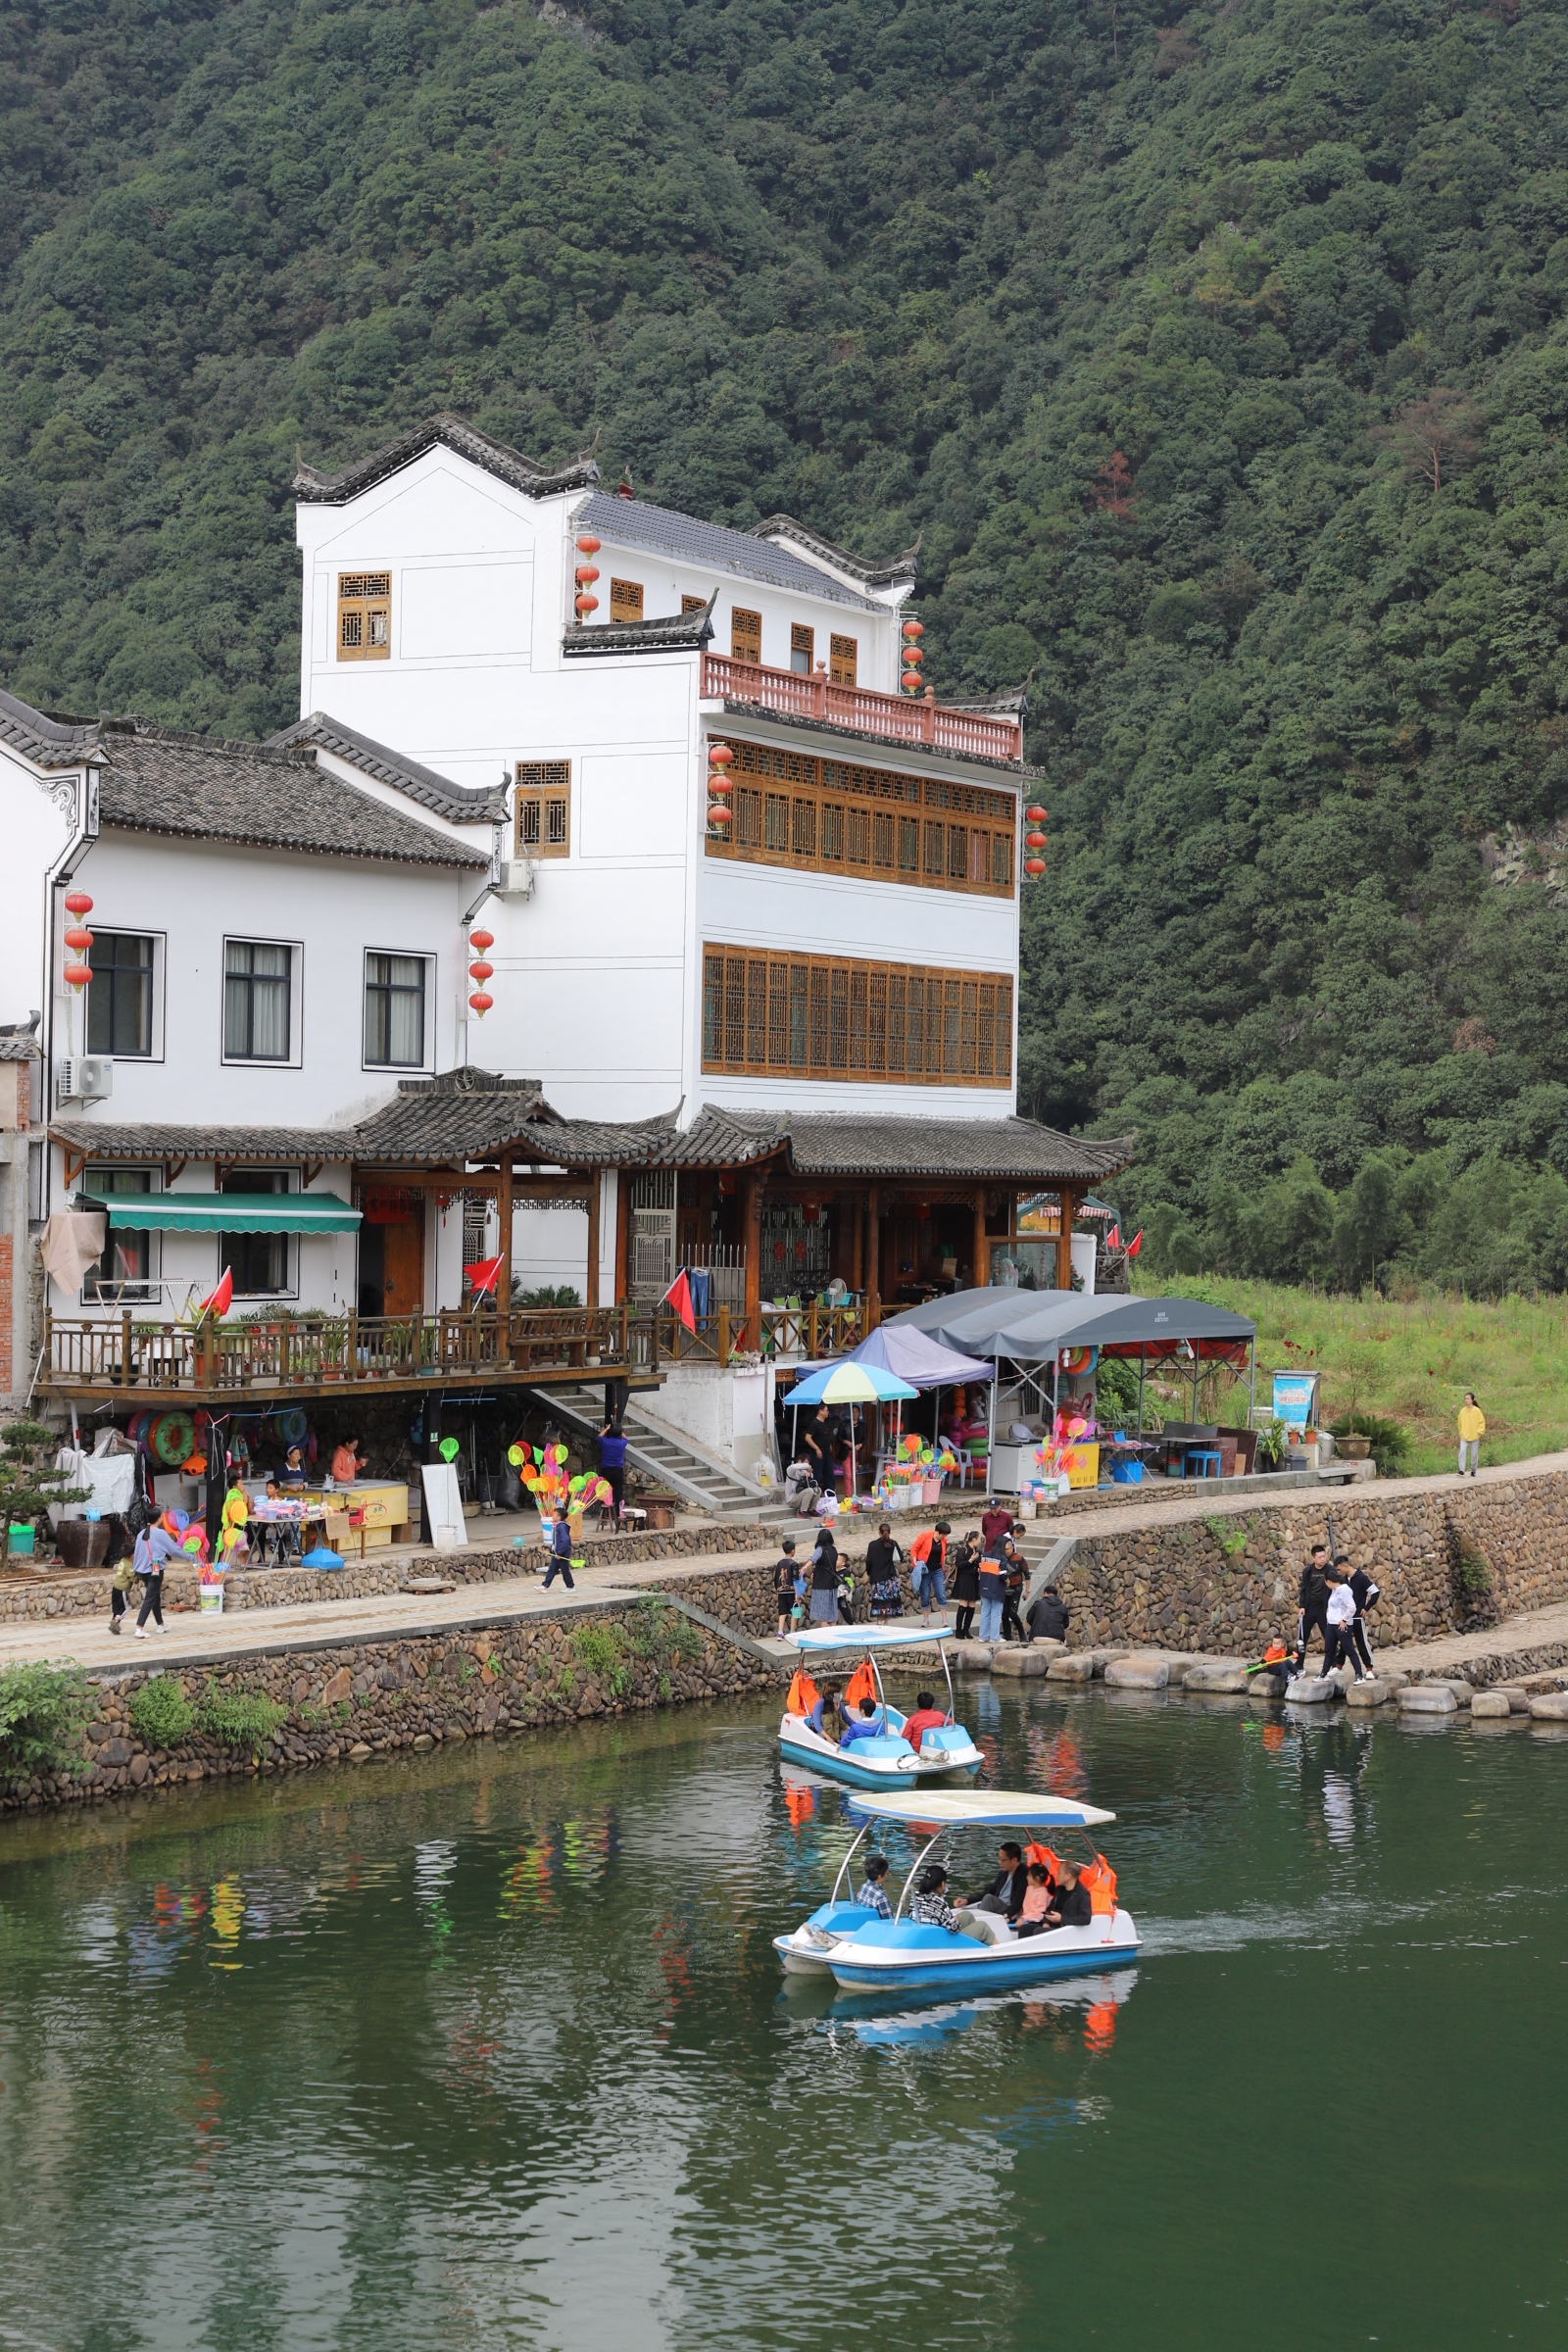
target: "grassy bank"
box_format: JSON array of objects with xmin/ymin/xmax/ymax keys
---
[{"xmin": 1142, "ymin": 1282, "xmax": 1568, "ymax": 1478}]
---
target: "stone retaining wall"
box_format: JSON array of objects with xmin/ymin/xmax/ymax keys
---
[
  {"xmin": 2, "ymin": 1592, "xmax": 779, "ymax": 1816},
  {"xmin": 0, "ymin": 1519, "xmax": 779, "ymax": 1623},
  {"xmin": 1056, "ymin": 1470, "xmax": 1568, "ymax": 1655}
]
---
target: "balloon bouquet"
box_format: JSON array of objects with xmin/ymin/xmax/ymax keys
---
[
  {"xmin": 509, "ymin": 1441, "xmax": 571, "ymax": 1517},
  {"xmin": 1032, "ymin": 1412, "xmax": 1093, "ymax": 1499}
]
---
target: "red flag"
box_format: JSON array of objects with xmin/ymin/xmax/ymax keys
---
[
  {"xmin": 465, "ymin": 1254, "xmax": 506, "ymax": 1297},
  {"xmin": 1126, "ymin": 1229, "xmax": 1144, "ymax": 1259},
  {"xmin": 1107, "ymin": 1223, "xmax": 1121, "ymax": 1250},
  {"xmin": 201, "ymin": 1268, "xmax": 233, "ymax": 1320},
  {"xmin": 663, "ymin": 1269, "xmax": 697, "ymax": 1333}
]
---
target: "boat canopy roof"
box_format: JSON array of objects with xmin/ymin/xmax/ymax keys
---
[
  {"xmin": 785, "ymin": 1626, "xmax": 953, "ymax": 1651},
  {"xmin": 848, "ymin": 1787, "xmax": 1115, "ymax": 1830}
]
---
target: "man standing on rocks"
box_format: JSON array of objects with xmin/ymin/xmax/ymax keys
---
[
  {"xmin": 1323, "ymin": 1569, "xmax": 1365, "ymax": 1682},
  {"xmin": 1348, "ymin": 1562, "xmax": 1379, "ymax": 1678},
  {"xmin": 1298, "ymin": 1542, "xmax": 1332, "ymax": 1671}
]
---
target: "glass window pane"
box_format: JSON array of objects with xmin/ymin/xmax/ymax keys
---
[
  {"xmin": 387, "ymin": 984, "xmax": 421, "ymax": 1064},
  {"xmin": 250, "ymin": 976, "xmax": 288, "ymax": 1058},
  {"xmin": 223, "ymin": 973, "xmax": 250, "ymax": 1057}
]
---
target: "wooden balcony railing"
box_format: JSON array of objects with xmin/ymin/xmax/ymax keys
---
[
  {"xmin": 40, "ymin": 1295, "xmax": 883, "ymax": 1396},
  {"xmin": 700, "ymin": 654, "xmax": 1022, "ymax": 764}
]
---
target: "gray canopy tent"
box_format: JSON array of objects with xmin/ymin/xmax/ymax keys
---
[{"xmin": 885, "ymin": 1289, "xmax": 1257, "ymax": 1450}]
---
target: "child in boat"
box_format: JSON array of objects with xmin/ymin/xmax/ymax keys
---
[
  {"xmin": 854, "ymin": 1855, "xmax": 893, "ymax": 1919},
  {"xmin": 1011, "ymin": 1862, "xmax": 1056, "ymax": 1937}
]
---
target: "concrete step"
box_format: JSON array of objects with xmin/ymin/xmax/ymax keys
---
[{"xmin": 527, "ymin": 1382, "xmax": 792, "ymax": 1526}]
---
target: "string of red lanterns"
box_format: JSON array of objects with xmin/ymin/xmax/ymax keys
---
[
  {"xmin": 1024, "ymin": 802, "xmax": 1048, "ymax": 881},
  {"xmin": 63, "ymin": 891, "xmax": 94, "ymax": 988},
  {"xmin": 901, "ymin": 616, "xmax": 924, "ymax": 695},
  {"xmin": 706, "ymin": 739, "xmax": 733, "ymax": 829},
  {"xmin": 573, "ymin": 532, "xmax": 600, "ymax": 621},
  {"xmin": 467, "ymin": 926, "xmax": 495, "ymax": 1018}
]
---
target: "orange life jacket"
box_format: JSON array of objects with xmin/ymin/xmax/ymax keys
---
[
  {"xmin": 785, "ymin": 1670, "xmax": 819, "ymax": 1719},
  {"xmin": 1024, "ymin": 1842, "xmax": 1063, "ymax": 1879},
  {"xmin": 843, "ymin": 1660, "xmax": 879, "ymax": 1712},
  {"xmin": 1078, "ymin": 1853, "xmax": 1117, "ymax": 1916}
]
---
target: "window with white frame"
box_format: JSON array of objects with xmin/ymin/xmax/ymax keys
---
[
  {"xmin": 220, "ymin": 1168, "xmax": 295, "ymax": 1298},
  {"xmin": 364, "ymin": 952, "xmax": 428, "ymax": 1068},
  {"xmin": 223, "ymin": 940, "xmax": 294, "ymax": 1062},
  {"xmin": 85, "ymin": 933, "xmax": 159, "ymax": 1058}
]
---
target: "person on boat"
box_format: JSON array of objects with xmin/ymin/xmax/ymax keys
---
[
  {"xmin": 865, "ymin": 1523, "xmax": 904, "ymax": 1619},
  {"xmin": 1043, "ymin": 1860, "xmax": 1093, "ymax": 1932},
  {"xmin": 775, "ymin": 1540, "xmax": 800, "ymax": 1637},
  {"xmin": 1011, "ymin": 1862, "xmax": 1057, "ymax": 1938},
  {"xmin": 964, "ymin": 1841, "xmax": 1027, "ymax": 1918},
  {"xmin": 949, "ymin": 1530, "xmax": 982, "ymax": 1640},
  {"xmin": 838, "ymin": 1697, "xmax": 884, "ymax": 1748},
  {"xmin": 910, "ymin": 1863, "xmax": 1001, "ymax": 1946},
  {"xmin": 901, "ymin": 1690, "xmax": 951, "ymax": 1751},
  {"xmin": 1026, "ymin": 1585, "xmax": 1069, "ymax": 1642},
  {"xmin": 854, "ymin": 1856, "xmax": 893, "ymax": 1919},
  {"xmin": 808, "ymin": 1529, "xmax": 840, "ymax": 1623}
]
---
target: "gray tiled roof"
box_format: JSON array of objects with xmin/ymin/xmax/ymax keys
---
[
  {"xmin": 0, "ymin": 1037, "xmax": 39, "ymax": 1061},
  {"xmin": 294, "ymin": 415, "xmax": 598, "ymax": 506},
  {"xmin": 268, "ymin": 712, "xmax": 508, "ymax": 824},
  {"xmin": 750, "ymin": 514, "xmax": 918, "ymax": 591},
  {"xmin": 95, "ymin": 723, "xmax": 488, "ymax": 869},
  {"xmin": 0, "ymin": 687, "xmax": 96, "ymax": 766},
  {"xmin": 574, "ymin": 493, "xmax": 881, "ymax": 612},
  {"xmin": 563, "ymin": 593, "xmax": 716, "ymax": 660},
  {"xmin": 53, "ymin": 1071, "xmax": 559, "ymax": 1170},
  {"xmin": 514, "ymin": 1108, "xmax": 1135, "ymax": 1183}
]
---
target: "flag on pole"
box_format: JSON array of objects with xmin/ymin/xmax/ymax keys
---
[
  {"xmin": 663, "ymin": 1268, "xmax": 697, "ymax": 1333},
  {"xmin": 1126, "ymin": 1229, "xmax": 1144, "ymax": 1259},
  {"xmin": 1107, "ymin": 1224, "xmax": 1121, "ymax": 1250},
  {"xmin": 200, "ymin": 1268, "xmax": 233, "ymax": 1320},
  {"xmin": 465, "ymin": 1254, "xmax": 506, "ymax": 1298}
]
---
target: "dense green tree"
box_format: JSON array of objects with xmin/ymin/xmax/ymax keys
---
[{"xmin": 4, "ymin": 0, "xmax": 1568, "ymax": 1292}]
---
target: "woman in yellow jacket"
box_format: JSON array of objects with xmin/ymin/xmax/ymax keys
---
[{"xmin": 1457, "ymin": 1393, "xmax": 1485, "ymax": 1477}]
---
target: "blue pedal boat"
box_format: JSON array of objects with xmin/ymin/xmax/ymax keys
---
[
  {"xmin": 774, "ymin": 1787, "xmax": 1139, "ymax": 1992},
  {"xmin": 778, "ymin": 1625, "xmax": 984, "ymax": 1791}
]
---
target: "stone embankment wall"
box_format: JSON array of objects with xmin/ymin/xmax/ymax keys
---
[
  {"xmin": 1057, "ymin": 1471, "xmax": 1568, "ymax": 1654},
  {"xmin": 0, "ymin": 1519, "xmax": 779, "ymax": 1623},
  {"xmin": 2, "ymin": 1593, "xmax": 780, "ymax": 1816}
]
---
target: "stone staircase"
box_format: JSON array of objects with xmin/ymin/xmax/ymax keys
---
[{"xmin": 524, "ymin": 1382, "xmax": 795, "ymax": 1528}]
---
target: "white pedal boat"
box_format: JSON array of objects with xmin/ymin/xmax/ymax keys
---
[
  {"xmin": 778, "ymin": 1624, "xmax": 984, "ymax": 1790},
  {"xmin": 774, "ymin": 1786, "xmax": 1139, "ymax": 1994}
]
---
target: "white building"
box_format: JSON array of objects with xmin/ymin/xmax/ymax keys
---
[{"xmin": 2, "ymin": 416, "xmax": 1130, "ymax": 1447}]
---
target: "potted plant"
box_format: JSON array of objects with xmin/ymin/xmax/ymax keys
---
[{"xmin": 1254, "ymin": 1416, "xmax": 1288, "ymax": 1472}]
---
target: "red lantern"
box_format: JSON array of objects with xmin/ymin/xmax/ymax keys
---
[
  {"xmin": 708, "ymin": 743, "xmax": 733, "ymax": 767},
  {"xmin": 707, "ymin": 769, "xmax": 731, "ymax": 797},
  {"xmin": 574, "ymin": 564, "xmax": 600, "ymax": 586},
  {"xmin": 1026, "ymin": 830, "xmax": 1048, "ymax": 851},
  {"xmin": 575, "ymin": 533, "xmax": 601, "ymax": 557},
  {"xmin": 707, "ymin": 803, "xmax": 732, "ymax": 826},
  {"xmin": 903, "ymin": 673, "xmax": 923, "ymax": 694},
  {"xmin": 64, "ymin": 892, "xmax": 93, "ymax": 916},
  {"xmin": 468, "ymin": 991, "xmax": 494, "ymax": 1017},
  {"xmin": 1024, "ymin": 857, "xmax": 1046, "ymax": 879},
  {"xmin": 468, "ymin": 959, "xmax": 494, "ymax": 984},
  {"xmin": 1026, "ymin": 803, "xmax": 1048, "ymax": 824},
  {"xmin": 468, "ymin": 928, "xmax": 494, "ymax": 954},
  {"xmin": 64, "ymin": 928, "xmax": 94, "ymax": 953},
  {"xmin": 901, "ymin": 619, "xmax": 923, "ymax": 640},
  {"xmin": 64, "ymin": 963, "xmax": 92, "ymax": 988},
  {"xmin": 575, "ymin": 593, "xmax": 599, "ymax": 617}
]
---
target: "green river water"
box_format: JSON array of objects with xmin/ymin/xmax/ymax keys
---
[{"xmin": 0, "ymin": 1680, "xmax": 1564, "ymax": 2352}]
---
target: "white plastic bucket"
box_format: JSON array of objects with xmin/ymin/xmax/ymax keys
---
[{"xmin": 198, "ymin": 1586, "xmax": 224, "ymax": 1613}]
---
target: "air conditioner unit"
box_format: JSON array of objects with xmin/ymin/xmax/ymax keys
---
[
  {"xmin": 57, "ymin": 1057, "xmax": 112, "ymax": 1102},
  {"xmin": 497, "ymin": 858, "xmax": 536, "ymax": 899}
]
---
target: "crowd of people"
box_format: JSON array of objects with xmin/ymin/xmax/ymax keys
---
[{"xmin": 772, "ymin": 1498, "xmax": 1070, "ymax": 1647}]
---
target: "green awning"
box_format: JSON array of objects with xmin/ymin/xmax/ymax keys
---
[{"xmin": 83, "ymin": 1193, "xmax": 362, "ymax": 1235}]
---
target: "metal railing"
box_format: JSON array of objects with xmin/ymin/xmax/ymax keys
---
[{"xmin": 700, "ymin": 654, "xmax": 1022, "ymax": 764}]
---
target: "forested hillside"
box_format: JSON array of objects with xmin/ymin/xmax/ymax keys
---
[{"xmin": 5, "ymin": 0, "xmax": 1568, "ymax": 1294}]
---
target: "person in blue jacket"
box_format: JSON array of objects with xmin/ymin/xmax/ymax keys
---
[{"xmin": 543, "ymin": 1505, "xmax": 575, "ymax": 1590}]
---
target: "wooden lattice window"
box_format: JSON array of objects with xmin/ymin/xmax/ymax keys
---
[
  {"xmin": 515, "ymin": 760, "xmax": 570, "ymax": 858},
  {"xmin": 610, "ymin": 578, "xmax": 643, "ymax": 624},
  {"xmin": 732, "ymin": 607, "xmax": 762, "ymax": 663},
  {"xmin": 702, "ymin": 944, "xmax": 1012, "ymax": 1089},
  {"xmin": 829, "ymin": 633, "xmax": 858, "ymax": 686},
  {"xmin": 682, "ymin": 594, "xmax": 708, "ymax": 614},
  {"xmin": 791, "ymin": 622, "xmax": 814, "ymax": 675},
  {"xmin": 338, "ymin": 571, "xmax": 391, "ymax": 662},
  {"xmin": 705, "ymin": 738, "xmax": 1015, "ymax": 899}
]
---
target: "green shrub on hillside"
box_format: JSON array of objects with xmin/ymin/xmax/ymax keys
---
[{"xmin": 0, "ymin": 1664, "xmax": 93, "ymax": 1776}]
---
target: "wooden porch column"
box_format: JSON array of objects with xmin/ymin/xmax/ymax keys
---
[
  {"xmin": 742, "ymin": 1171, "xmax": 760, "ymax": 1349},
  {"xmin": 613, "ymin": 1168, "xmax": 630, "ymax": 1304},
  {"xmin": 973, "ymin": 1187, "xmax": 990, "ymax": 1291},
  {"xmin": 851, "ymin": 1195, "xmax": 863, "ymax": 1292},
  {"xmin": 497, "ymin": 1151, "xmax": 514, "ymax": 1314},
  {"xmin": 1055, "ymin": 1187, "xmax": 1075, "ymax": 1293},
  {"xmin": 866, "ymin": 1184, "xmax": 880, "ymax": 1319},
  {"xmin": 585, "ymin": 1171, "xmax": 601, "ymax": 1311}
]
